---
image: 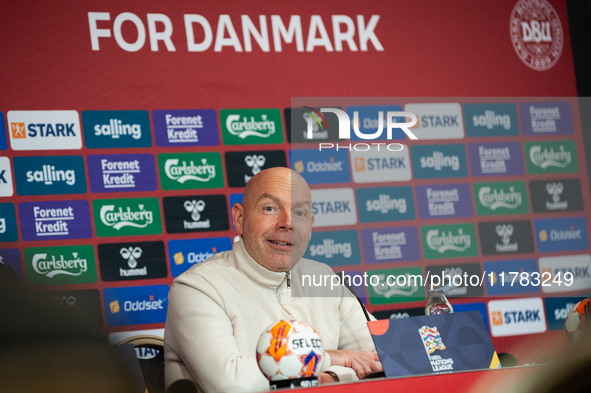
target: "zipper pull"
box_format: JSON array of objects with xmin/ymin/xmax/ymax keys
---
[{"xmin": 286, "ymin": 272, "xmax": 291, "ymax": 289}]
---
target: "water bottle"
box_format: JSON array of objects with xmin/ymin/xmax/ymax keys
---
[{"xmin": 425, "ymin": 283, "xmax": 454, "ymax": 315}]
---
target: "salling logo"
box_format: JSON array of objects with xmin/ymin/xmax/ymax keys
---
[
  {"xmin": 164, "ymin": 113, "xmax": 202, "ymax": 143},
  {"xmin": 119, "ymin": 247, "xmax": 147, "ymax": 277},
  {"xmin": 100, "ymin": 158, "xmax": 140, "ymax": 189},
  {"xmin": 479, "ymin": 186, "xmax": 522, "ymax": 210},
  {"xmin": 32, "ymin": 252, "xmax": 87, "ymax": 278},
  {"xmin": 244, "ymin": 155, "xmax": 266, "ymax": 183},
  {"xmin": 366, "ymin": 194, "xmax": 406, "ymax": 214},
  {"xmin": 226, "ymin": 114, "xmax": 275, "ymax": 139},
  {"xmin": 495, "ymin": 224, "xmax": 518, "ymax": 253},
  {"xmin": 546, "ymin": 182, "xmax": 567, "ymax": 210},
  {"xmin": 94, "ymin": 119, "xmax": 141, "ymax": 139},
  {"xmin": 164, "ymin": 158, "xmax": 215, "ymax": 183},
  {"xmin": 472, "ymin": 110, "xmax": 511, "ymax": 130},
  {"xmin": 510, "ymin": 0, "xmax": 563, "ymax": 71},
  {"xmin": 183, "ymin": 200, "xmax": 210, "ymax": 229},
  {"xmin": 426, "ymin": 229, "xmax": 471, "ymax": 253},
  {"xmin": 372, "ymin": 231, "xmax": 406, "ymax": 260},
  {"xmin": 420, "ymin": 151, "xmax": 460, "ymax": 171},
  {"xmin": 100, "ymin": 204, "xmax": 153, "ymax": 230},
  {"xmin": 529, "ymin": 105, "xmax": 561, "ymax": 133},
  {"xmin": 26, "ymin": 165, "xmax": 75, "ymax": 186},
  {"xmin": 309, "ymin": 239, "xmax": 352, "ymax": 259},
  {"xmin": 478, "ymin": 146, "xmax": 511, "ymax": 174},
  {"xmin": 427, "ymin": 188, "xmax": 459, "ymax": 216},
  {"xmin": 530, "ymin": 145, "xmax": 571, "ymax": 169}
]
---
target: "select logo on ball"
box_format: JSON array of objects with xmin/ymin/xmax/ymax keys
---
[{"xmin": 256, "ymin": 320, "xmax": 324, "ymax": 382}]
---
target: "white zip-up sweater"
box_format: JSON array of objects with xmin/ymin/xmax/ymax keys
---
[{"xmin": 164, "ymin": 240, "xmax": 377, "ymax": 392}]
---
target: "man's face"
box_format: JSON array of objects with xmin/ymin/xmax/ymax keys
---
[{"xmin": 233, "ymin": 170, "xmax": 314, "ymax": 272}]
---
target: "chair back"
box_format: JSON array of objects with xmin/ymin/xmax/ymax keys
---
[{"xmin": 118, "ymin": 335, "xmax": 165, "ymax": 393}]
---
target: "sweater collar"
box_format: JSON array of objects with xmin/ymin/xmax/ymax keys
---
[{"xmin": 232, "ymin": 239, "xmax": 291, "ymax": 291}]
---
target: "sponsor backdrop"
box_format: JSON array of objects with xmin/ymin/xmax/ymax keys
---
[{"xmin": 0, "ymin": 0, "xmax": 589, "ymax": 363}]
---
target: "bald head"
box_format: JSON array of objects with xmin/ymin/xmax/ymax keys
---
[
  {"xmin": 241, "ymin": 167, "xmax": 311, "ymax": 210},
  {"xmin": 232, "ymin": 167, "xmax": 315, "ymax": 272}
]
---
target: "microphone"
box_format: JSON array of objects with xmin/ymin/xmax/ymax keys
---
[
  {"xmin": 167, "ymin": 379, "xmax": 198, "ymax": 393},
  {"xmin": 340, "ymin": 272, "xmax": 371, "ymax": 322}
]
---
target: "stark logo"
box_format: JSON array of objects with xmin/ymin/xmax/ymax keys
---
[
  {"xmin": 492, "ymin": 311, "xmax": 503, "ymax": 326},
  {"xmin": 510, "ymin": 0, "xmax": 563, "ymax": 71},
  {"xmin": 11, "ymin": 123, "xmax": 26, "ymax": 139}
]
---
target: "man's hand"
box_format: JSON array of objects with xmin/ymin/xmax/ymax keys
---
[{"xmin": 325, "ymin": 349, "xmax": 382, "ymax": 379}]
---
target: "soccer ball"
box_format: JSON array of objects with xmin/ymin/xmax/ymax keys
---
[
  {"xmin": 565, "ymin": 298, "xmax": 590, "ymax": 344},
  {"xmin": 256, "ymin": 320, "xmax": 325, "ymax": 381}
]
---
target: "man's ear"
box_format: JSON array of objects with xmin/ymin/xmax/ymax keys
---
[
  {"xmin": 232, "ymin": 203, "xmax": 244, "ymax": 234},
  {"xmin": 308, "ymin": 213, "xmax": 315, "ymax": 240}
]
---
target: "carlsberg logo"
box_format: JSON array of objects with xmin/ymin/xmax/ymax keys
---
[
  {"xmin": 530, "ymin": 145, "xmax": 571, "ymax": 168},
  {"xmin": 32, "ymin": 252, "xmax": 87, "ymax": 278},
  {"xmin": 164, "ymin": 158, "xmax": 215, "ymax": 184},
  {"xmin": 226, "ymin": 114, "xmax": 275, "ymax": 139},
  {"xmin": 426, "ymin": 229, "xmax": 471, "ymax": 253},
  {"xmin": 100, "ymin": 204, "xmax": 153, "ymax": 230},
  {"xmin": 479, "ymin": 186, "xmax": 522, "ymax": 210}
]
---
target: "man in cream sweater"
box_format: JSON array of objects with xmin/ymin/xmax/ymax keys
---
[{"xmin": 164, "ymin": 167, "xmax": 382, "ymax": 392}]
